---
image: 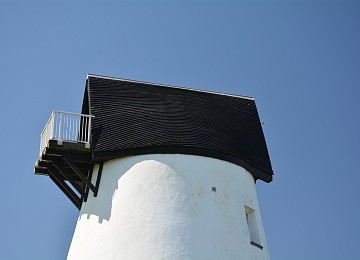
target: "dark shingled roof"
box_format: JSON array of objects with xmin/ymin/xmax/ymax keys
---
[{"xmin": 82, "ymin": 74, "xmax": 273, "ymax": 183}]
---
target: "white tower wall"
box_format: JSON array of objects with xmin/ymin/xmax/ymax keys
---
[{"xmin": 67, "ymin": 154, "xmax": 270, "ymax": 260}]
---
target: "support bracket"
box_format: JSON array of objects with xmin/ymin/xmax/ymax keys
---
[{"xmin": 94, "ymin": 162, "xmax": 103, "ymax": 197}]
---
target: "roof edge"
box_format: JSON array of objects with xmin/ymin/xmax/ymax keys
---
[
  {"xmin": 87, "ymin": 73, "xmax": 254, "ymax": 100},
  {"xmin": 91, "ymin": 146, "xmax": 273, "ymax": 183}
]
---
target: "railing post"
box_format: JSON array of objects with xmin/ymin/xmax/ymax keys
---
[
  {"xmin": 58, "ymin": 112, "xmax": 63, "ymax": 145},
  {"xmin": 50, "ymin": 111, "xmax": 55, "ymax": 139},
  {"xmin": 39, "ymin": 111, "xmax": 56, "ymax": 156}
]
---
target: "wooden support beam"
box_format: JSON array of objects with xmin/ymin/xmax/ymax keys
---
[
  {"xmin": 62, "ymin": 156, "xmax": 97, "ymax": 194},
  {"xmin": 34, "ymin": 166, "xmax": 49, "ymax": 175},
  {"xmin": 94, "ymin": 163, "xmax": 103, "ymax": 197},
  {"xmin": 48, "ymin": 165, "xmax": 81, "ymax": 209},
  {"xmin": 43, "ymin": 147, "xmax": 92, "ymax": 163},
  {"xmin": 51, "ymin": 162, "xmax": 87, "ymax": 198}
]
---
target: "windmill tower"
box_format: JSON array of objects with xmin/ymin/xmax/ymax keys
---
[{"xmin": 35, "ymin": 74, "xmax": 273, "ymax": 260}]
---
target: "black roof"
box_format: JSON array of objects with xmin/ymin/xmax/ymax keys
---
[{"xmin": 82, "ymin": 74, "xmax": 273, "ymax": 182}]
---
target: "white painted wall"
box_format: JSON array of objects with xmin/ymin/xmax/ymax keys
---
[{"xmin": 67, "ymin": 154, "xmax": 270, "ymax": 260}]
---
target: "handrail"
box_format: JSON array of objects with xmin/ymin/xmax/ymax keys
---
[
  {"xmin": 39, "ymin": 111, "xmax": 93, "ymax": 156},
  {"xmin": 52, "ymin": 110, "xmax": 95, "ymax": 117}
]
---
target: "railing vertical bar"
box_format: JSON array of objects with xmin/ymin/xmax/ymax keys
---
[
  {"xmin": 68, "ymin": 116, "xmax": 70, "ymax": 140},
  {"xmin": 87, "ymin": 116, "xmax": 91, "ymax": 144},
  {"xmin": 79, "ymin": 116, "xmax": 82, "ymax": 142},
  {"xmin": 70, "ymin": 116, "xmax": 73, "ymax": 140},
  {"xmin": 50, "ymin": 112, "xmax": 54, "ymax": 139},
  {"xmin": 74, "ymin": 117, "xmax": 77, "ymax": 140},
  {"xmin": 78, "ymin": 117, "xmax": 80, "ymax": 141},
  {"xmin": 85, "ymin": 116, "xmax": 88, "ymax": 142},
  {"xmin": 70, "ymin": 117, "xmax": 74, "ymax": 140},
  {"xmin": 78, "ymin": 117, "xmax": 81, "ymax": 142},
  {"xmin": 82, "ymin": 116, "xmax": 85, "ymax": 142},
  {"xmin": 70, "ymin": 116, "xmax": 72, "ymax": 140},
  {"xmin": 71, "ymin": 116, "xmax": 73, "ymax": 140},
  {"xmin": 77, "ymin": 117, "xmax": 80, "ymax": 141},
  {"xmin": 84, "ymin": 116, "xmax": 87, "ymax": 142},
  {"xmin": 80, "ymin": 117, "xmax": 85, "ymax": 141},
  {"xmin": 66, "ymin": 116, "xmax": 69, "ymax": 140},
  {"xmin": 54, "ymin": 112, "xmax": 57, "ymax": 140},
  {"xmin": 69, "ymin": 116, "xmax": 71, "ymax": 140},
  {"xmin": 66, "ymin": 115, "xmax": 70, "ymax": 140},
  {"xmin": 73, "ymin": 116, "xmax": 75, "ymax": 141},
  {"xmin": 86, "ymin": 116, "xmax": 88, "ymax": 142},
  {"xmin": 73, "ymin": 117, "xmax": 75, "ymax": 141},
  {"xmin": 78, "ymin": 116, "xmax": 80, "ymax": 141},
  {"xmin": 63, "ymin": 115, "xmax": 66, "ymax": 140},
  {"xmin": 82, "ymin": 116, "xmax": 86, "ymax": 142},
  {"xmin": 58, "ymin": 112, "xmax": 62, "ymax": 143},
  {"xmin": 74, "ymin": 116, "xmax": 77, "ymax": 140},
  {"xmin": 56, "ymin": 112, "xmax": 58, "ymax": 139},
  {"xmin": 57, "ymin": 112, "xmax": 60, "ymax": 139},
  {"xmin": 53, "ymin": 112, "xmax": 56, "ymax": 140}
]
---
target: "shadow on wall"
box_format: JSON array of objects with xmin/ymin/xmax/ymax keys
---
[
  {"xmin": 77, "ymin": 154, "xmax": 248, "ymax": 226},
  {"xmin": 78, "ymin": 158, "xmax": 133, "ymax": 223},
  {"xmin": 78, "ymin": 155, "xmax": 183, "ymax": 224}
]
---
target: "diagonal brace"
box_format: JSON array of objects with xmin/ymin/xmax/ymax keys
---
[
  {"xmin": 61, "ymin": 155, "xmax": 97, "ymax": 194},
  {"xmin": 52, "ymin": 162, "xmax": 86, "ymax": 198},
  {"xmin": 48, "ymin": 164, "xmax": 82, "ymax": 209}
]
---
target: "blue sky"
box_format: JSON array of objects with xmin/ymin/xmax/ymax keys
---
[{"xmin": 1, "ymin": 0, "xmax": 360, "ymax": 259}]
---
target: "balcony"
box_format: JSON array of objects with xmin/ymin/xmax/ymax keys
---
[
  {"xmin": 39, "ymin": 111, "xmax": 93, "ymax": 156},
  {"xmin": 35, "ymin": 111, "xmax": 99, "ymax": 210}
]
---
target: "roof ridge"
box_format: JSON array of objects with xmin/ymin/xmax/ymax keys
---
[{"xmin": 87, "ymin": 73, "xmax": 254, "ymax": 100}]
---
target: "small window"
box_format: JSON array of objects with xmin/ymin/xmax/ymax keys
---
[{"xmin": 245, "ymin": 206, "xmax": 263, "ymax": 249}]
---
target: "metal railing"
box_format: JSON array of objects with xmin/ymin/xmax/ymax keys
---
[{"xmin": 39, "ymin": 111, "xmax": 94, "ymax": 156}]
